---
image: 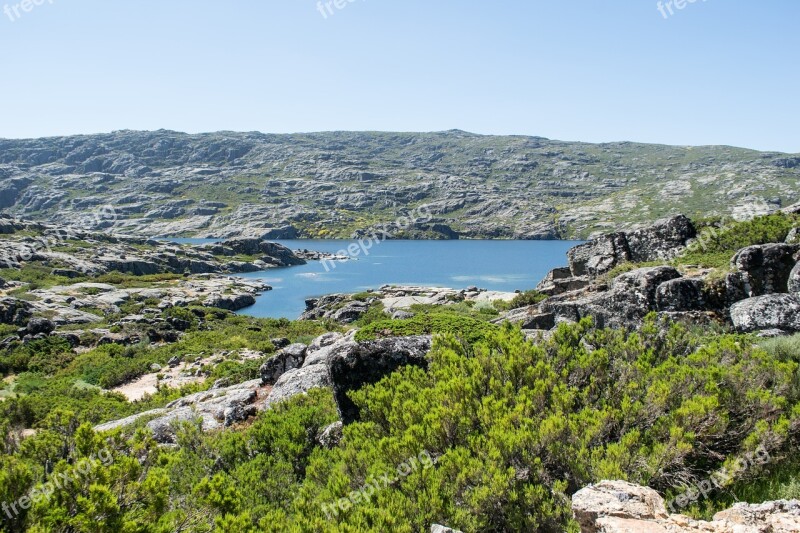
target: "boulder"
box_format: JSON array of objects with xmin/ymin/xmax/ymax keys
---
[
  {"xmin": 328, "ymin": 336, "xmax": 432, "ymax": 424},
  {"xmin": 259, "ymin": 343, "xmax": 307, "ymax": 385},
  {"xmin": 568, "ymin": 232, "xmax": 630, "ymax": 277},
  {"xmin": 730, "ymin": 243, "xmax": 799, "ymax": 297},
  {"xmin": 656, "ymin": 278, "xmax": 706, "ymax": 312},
  {"xmin": 430, "ymin": 526, "xmax": 463, "ymax": 533},
  {"xmin": 572, "ymin": 481, "xmax": 668, "ymax": 532},
  {"xmin": 542, "ymin": 266, "xmax": 682, "ymax": 329},
  {"xmin": 536, "ymin": 267, "xmax": 590, "ymax": 296},
  {"xmin": 204, "ymin": 293, "xmax": 256, "ymax": 311},
  {"xmin": 20, "ymin": 317, "xmax": 56, "ymax": 336},
  {"xmin": 730, "ymin": 294, "xmax": 800, "ymax": 333},
  {"xmin": 0, "ymin": 298, "xmax": 32, "ymax": 326},
  {"xmin": 317, "ymin": 421, "xmax": 344, "ymax": 449},
  {"xmin": 789, "ymin": 262, "xmax": 800, "ymax": 294},
  {"xmin": 95, "ymin": 380, "xmax": 261, "ymax": 444},
  {"xmin": 572, "ymin": 480, "xmax": 800, "ymax": 533},
  {"xmin": 625, "ymin": 214, "xmax": 696, "ymax": 262},
  {"xmin": 264, "ymin": 365, "xmax": 331, "ymax": 407},
  {"xmin": 567, "ymin": 216, "xmax": 695, "ymax": 278}
]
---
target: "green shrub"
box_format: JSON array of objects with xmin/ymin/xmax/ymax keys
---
[{"xmin": 354, "ymin": 310, "xmax": 498, "ymax": 343}]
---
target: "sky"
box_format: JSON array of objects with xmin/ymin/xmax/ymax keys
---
[{"xmin": 0, "ymin": 1, "xmax": 797, "ymax": 153}]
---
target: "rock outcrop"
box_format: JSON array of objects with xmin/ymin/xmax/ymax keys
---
[
  {"xmin": 328, "ymin": 336, "xmax": 432, "ymax": 424},
  {"xmin": 730, "ymin": 294, "xmax": 800, "ymax": 333},
  {"xmin": 567, "ymin": 216, "xmax": 696, "ymax": 277},
  {"xmin": 729, "ymin": 244, "xmax": 799, "ymax": 297},
  {"xmin": 95, "ymin": 379, "xmax": 264, "ymax": 444},
  {"xmin": 572, "ymin": 480, "xmax": 800, "ymax": 533}
]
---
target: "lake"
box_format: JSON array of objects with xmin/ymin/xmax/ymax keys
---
[{"xmin": 222, "ymin": 240, "xmax": 582, "ymax": 319}]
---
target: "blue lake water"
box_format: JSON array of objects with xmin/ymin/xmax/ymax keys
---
[{"xmin": 220, "ymin": 240, "xmax": 583, "ymax": 319}]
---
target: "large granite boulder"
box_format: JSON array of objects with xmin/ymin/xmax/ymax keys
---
[
  {"xmin": 789, "ymin": 261, "xmax": 800, "ymax": 294},
  {"xmin": 204, "ymin": 293, "xmax": 256, "ymax": 311},
  {"xmin": 95, "ymin": 380, "xmax": 261, "ymax": 444},
  {"xmin": 329, "ymin": 336, "xmax": 432, "ymax": 424},
  {"xmin": 542, "ymin": 266, "xmax": 682, "ymax": 329},
  {"xmin": 536, "ymin": 267, "xmax": 590, "ymax": 296},
  {"xmin": 730, "ymin": 294, "xmax": 800, "ymax": 333},
  {"xmin": 572, "ymin": 480, "xmax": 800, "ymax": 533},
  {"xmin": 625, "ymin": 214, "xmax": 696, "ymax": 262},
  {"xmin": 264, "ymin": 365, "xmax": 331, "ymax": 407},
  {"xmin": 568, "ymin": 232, "xmax": 631, "ymax": 277},
  {"xmin": 259, "ymin": 343, "xmax": 307, "ymax": 385},
  {"xmin": 730, "ymin": 243, "xmax": 799, "ymax": 297},
  {"xmin": 0, "ymin": 298, "xmax": 32, "ymax": 326},
  {"xmin": 656, "ymin": 278, "xmax": 707, "ymax": 312},
  {"xmin": 567, "ymin": 216, "xmax": 696, "ymax": 278}
]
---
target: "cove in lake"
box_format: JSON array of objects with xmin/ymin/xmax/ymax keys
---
[{"xmin": 221, "ymin": 240, "xmax": 582, "ymax": 319}]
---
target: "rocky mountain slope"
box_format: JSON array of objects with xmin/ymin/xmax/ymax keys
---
[{"xmin": 1, "ymin": 130, "xmax": 799, "ymax": 239}]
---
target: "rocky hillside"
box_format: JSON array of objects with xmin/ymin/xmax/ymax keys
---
[{"xmin": 1, "ymin": 130, "xmax": 799, "ymax": 239}]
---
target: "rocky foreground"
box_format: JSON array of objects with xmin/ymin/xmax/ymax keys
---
[
  {"xmin": 572, "ymin": 481, "xmax": 800, "ymax": 532},
  {"xmin": 4, "ymin": 208, "xmax": 800, "ymax": 530}
]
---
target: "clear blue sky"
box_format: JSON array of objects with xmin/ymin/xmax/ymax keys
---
[{"xmin": 0, "ymin": 1, "xmax": 797, "ymax": 152}]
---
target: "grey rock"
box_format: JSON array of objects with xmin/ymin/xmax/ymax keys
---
[
  {"xmin": 0, "ymin": 298, "xmax": 33, "ymax": 326},
  {"xmin": 790, "ymin": 261, "xmax": 800, "ymax": 294},
  {"xmin": 656, "ymin": 278, "xmax": 706, "ymax": 312},
  {"xmin": 270, "ymin": 337, "xmax": 291, "ymax": 349},
  {"xmin": 730, "ymin": 243, "xmax": 799, "ymax": 297},
  {"xmin": 431, "ymin": 526, "xmax": 463, "ymax": 533},
  {"xmin": 328, "ymin": 336, "xmax": 432, "ymax": 424},
  {"xmin": 265, "ymin": 365, "xmax": 331, "ymax": 407},
  {"xmin": 260, "ymin": 343, "xmax": 308, "ymax": 385},
  {"xmin": 317, "ymin": 421, "xmax": 344, "ymax": 449},
  {"xmin": 21, "ymin": 317, "xmax": 55, "ymax": 336},
  {"xmin": 204, "ymin": 293, "xmax": 256, "ymax": 311},
  {"xmin": 567, "ymin": 216, "xmax": 695, "ymax": 278},
  {"xmin": 730, "ymin": 294, "xmax": 800, "ymax": 333}
]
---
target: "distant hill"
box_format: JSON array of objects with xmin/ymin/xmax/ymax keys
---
[{"xmin": 1, "ymin": 129, "xmax": 798, "ymax": 239}]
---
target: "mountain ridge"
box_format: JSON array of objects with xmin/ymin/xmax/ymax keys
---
[{"xmin": 1, "ymin": 129, "xmax": 799, "ymax": 240}]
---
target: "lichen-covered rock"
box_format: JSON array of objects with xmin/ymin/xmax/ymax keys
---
[
  {"xmin": 317, "ymin": 421, "xmax": 344, "ymax": 449},
  {"xmin": 430, "ymin": 525, "xmax": 463, "ymax": 533},
  {"xmin": 730, "ymin": 293, "xmax": 800, "ymax": 333},
  {"xmin": 0, "ymin": 297, "xmax": 32, "ymax": 326},
  {"xmin": 789, "ymin": 261, "xmax": 800, "ymax": 294},
  {"xmin": 329, "ymin": 336, "xmax": 432, "ymax": 424},
  {"xmin": 656, "ymin": 278, "xmax": 707, "ymax": 312},
  {"xmin": 730, "ymin": 243, "xmax": 799, "ymax": 297},
  {"xmin": 94, "ymin": 380, "xmax": 261, "ymax": 444},
  {"xmin": 625, "ymin": 214, "xmax": 696, "ymax": 263},
  {"xmin": 572, "ymin": 480, "xmax": 800, "ymax": 533},
  {"xmin": 259, "ymin": 343, "xmax": 307, "ymax": 385},
  {"xmin": 264, "ymin": 365, "xmax": 331, "ymax": 407},
  {"xmin": 568, "ymin": 232, "xmax": 631, "ymax": 277},
  {"xmin": 567, "ymin": 216, "xmax": 695, "ymax": 278},
  {"xmin": 542, "ymin": 266, "xmax": 682, "ymax": 329}
]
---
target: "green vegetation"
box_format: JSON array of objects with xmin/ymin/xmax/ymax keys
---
[
  {"xmin": 676, "ymin": 212, "xmax": 800, "ymax": 269},
  {"xmin": 354, "ymin": 307, "xmax": 498, "ymax": 343},
  {"xmin": 493, "ymin": 289, "xmax": 548, "ymax": 311},
  {"xmin": 1, "ymin": 317, "xmax": 798, "ymax": 531}
]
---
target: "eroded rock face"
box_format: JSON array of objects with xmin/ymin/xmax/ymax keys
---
[
  {"xmin": 542, "ymin": 266, "xmax": 682, "ymax": 329},
  {"xmin": 656, "ymin": 278, "xmax": 707, "ymax": 312},
  {"xmin": 94, "ymin": 379, "xmax": 262, "ymax": 444},
  {"xmin": 328, "ymin": 336, "xmax": 432, "ymax": 424},
  {"xmin": 568, "ymin": 216, "xmax": 696, "ymax": 278},
  {"xmin": 730, "ymin": 293, "xmax": 800, "ymax": 333},
  {"xmin": 259, "ymin": 343, "xmax": 307, "ymax": 385},
  {"xmin": 0, "ymin": 297, "xmax": 32, "ymax": 326},
  {"xmin": 572, "ymin": 480, "xmax": 800, "ymax": 533},
  {"xmin": 729, "ymin": 243, "xmax": 799, "ymax": 297}
]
